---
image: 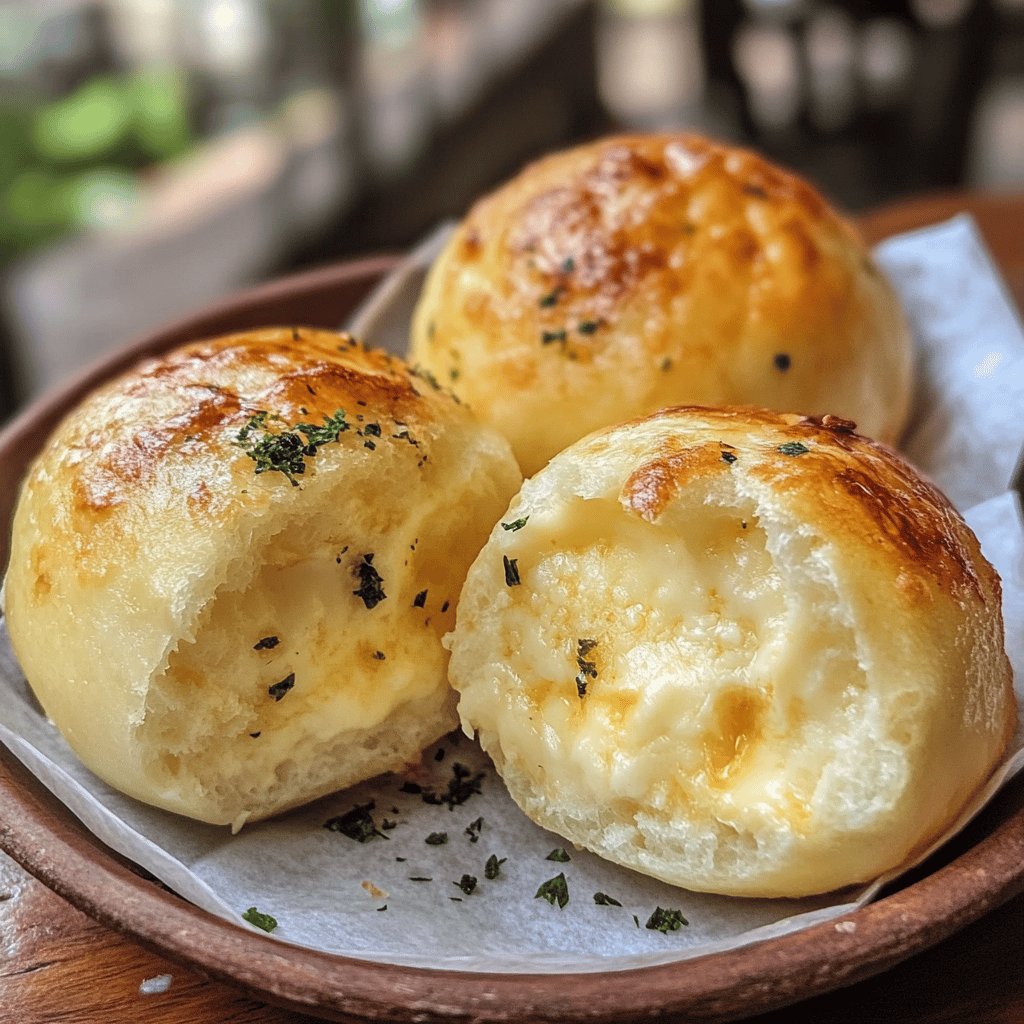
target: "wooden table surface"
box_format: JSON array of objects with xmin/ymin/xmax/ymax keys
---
[{"xmin": 3, "ymin": 192, "xmax": 1024, "ymax": 1024}]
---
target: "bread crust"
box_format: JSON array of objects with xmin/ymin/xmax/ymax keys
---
[
  {"xmin": 448, "ymin": 407, "xmax": 1014, "ymax": 896},
  {"xmin": 4, "ymin": 328, "xmax": 521, "ymax": 825},
  {"xmin": 411, "ymin": 134, "xmax": 913, "ymax": 475}
]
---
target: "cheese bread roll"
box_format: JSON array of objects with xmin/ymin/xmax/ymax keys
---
[
  {"xmin": 411, "ymin": 134, "xmax": 912, "ymax": 476},
  {"xmin": 448, "ymin": 407, "xmax": 1013, "ymax": 897},
  {"xmin": 4, "ymin": 328, "xmax": 521, "ymax": 827}
]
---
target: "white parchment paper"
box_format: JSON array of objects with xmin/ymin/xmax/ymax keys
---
[{"xmin": 1, "ymin": 215, "xmax": 1022, "ymax": 973}]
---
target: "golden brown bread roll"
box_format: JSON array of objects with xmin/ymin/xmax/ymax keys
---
[
  {"xmin": 3, "ymin": 328, "xmax": 521, "ymax": 827},
  {"xmin": 448, "ymin": 407, "xmax": 1014, "ymax": 897},
  {"xmin": 411, "ymin": 134, "xmax": 913, "ymax": 476}
]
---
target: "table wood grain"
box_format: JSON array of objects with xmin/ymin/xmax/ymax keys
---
[{"xmin": 2, "ymin": 192, "xmax": 1022, "ymax": 1024}]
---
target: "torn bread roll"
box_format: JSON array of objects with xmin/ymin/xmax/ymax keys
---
[
  {"xmin": 411, "ymin": 134, "xmax": 912, "ymax": 476},
  {"xmin": 3, "ymin": 328, "xmax": 521, "ymax": 827},
  {"xmin": 448, "ymin": 407, "xmax": 1014, "ymax": 897}
]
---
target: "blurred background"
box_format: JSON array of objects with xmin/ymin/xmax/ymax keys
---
[{"xmin": 0, "ymin": 0, "xmax": 1022, "ymax": 423}]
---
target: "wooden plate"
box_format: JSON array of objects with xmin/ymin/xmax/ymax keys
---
[{"xmin": 1, "ymin": 255, "xmax": 1023, "ymax": 1024}]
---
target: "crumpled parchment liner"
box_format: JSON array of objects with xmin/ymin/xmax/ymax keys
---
[{"xmin": 0, "ymin": 214, "xmax": 1021, "ymax": 973}]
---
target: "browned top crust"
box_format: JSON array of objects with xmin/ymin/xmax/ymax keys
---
[{"xmin": 411, "ymin": 133, "xmax": 913, "ymax": 474}]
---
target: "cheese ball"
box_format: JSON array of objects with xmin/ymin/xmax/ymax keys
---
[
  {"xmin": 3, "ymin": 328, "xmax": 521, "ymax": 827},
  {"xmin": 411, "ymin": 134, "xmax": 913, "ymax": 476},
  {"xmin": 448, "ymin": 407, "xmax": 1014, "ymax": 897}
]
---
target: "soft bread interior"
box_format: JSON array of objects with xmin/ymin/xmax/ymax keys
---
[
  {"xmin": 459, "ymin": 471, "xmax": 932, "ymax": 895},
  {"xmin": 137, "ymin": 480, "xmax": 463, "ymax": 826}
]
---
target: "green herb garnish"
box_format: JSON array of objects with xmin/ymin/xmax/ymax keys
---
[
  {"xmin": 484, "ymin": 854, "xmax": 506, "ymax": 880},
  {"xmin": 323, "ymin": 801, "xmax": 389, "ymax": 843},
  {"xmin": 539, "ymin": 287, "xmax": 562, "ymax": 308},
  {"xmin": 353, "ymin": 554, "xmax": 387, "ymax": 609},
  {"xmin": 268, "ymin": 673, "xmax": 295, "ymax": 701},
  {"xmin": 577, "ymin": 319, "xmax": 600, "ymax": 335},
  {"xmin": 535, "ymin": 872, "xmax": 569, "ymax": 909},
  {"xmin": 503, "ymin": 556, "xmax": 521, "ymax": 587},
  {"xmin": 454, "ymin": 874, "xmax": 478, "ymax": 895},
  {"xmin": 593, "ymin": 892, "xmax": 622, "ymax": 906},
  {"xmin": 645, "ymin": 907, "xmax": 688, "ymax": 932},
  {"xmin": 425, "ymin": 831, "xmax": 449, "ymax": 845},
  {"xmin": 575, "ymin": 638, "xmax": 598, "ymax": 698},
  {"xmin": 372, "ymin": 650, "xmax": 386, "ymax": 661},
  {"xmin": 541, "ymin": 329, "xmax": 567, "ymax": 345},
  {"xmin": 465, "ymin": 817, "xmax": 484, "ymax": 843},
  {"xmin": 413, "ymin": 589, "xmax": 428, "ymax": 608},
  {"xmin": 721, "ymin": 450, "xmax": 737, "ymax": 464},
  {"xmin": 242, "ymin": 907, "xmax": 278, "ymax": 932},
  {"xmin": 421, "ymin": 763, "xmax": 485, "ymax": 810},
  {"xmin": 778, "ymin": 441, "xmax": 809, "ymax": 457},
  {"xmin": 546, "ymin": 847, "xmax": 571, "ymax": 863},
  {"xmin": 501, "ymin": 517, "xmax": 529, "ymax": 532},
  {"xmin": 253, "ymin": 635, "xmax": 279, "ymax": 650},
  {"xmin": 774, "ymin": 353, "xmax": 791, "ymax": 371},
  {"xmin": 235, "ymin": 409, "xmax": 350, "ymax": 486}
]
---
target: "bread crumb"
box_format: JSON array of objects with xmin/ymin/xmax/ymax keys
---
[{"xmin": 362, "ymin": 880, "xmax": 388, "ymax": 900}]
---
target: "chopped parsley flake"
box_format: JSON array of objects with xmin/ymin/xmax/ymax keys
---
[
  {"xmin": 562, "ymin": 256, "xmax": 575, "ymax": 273},
  {"xmin": 546, "ymin": 847, "xmax": 571, "ymax": 863},
  {"xmin": 353, "ymin": 554, "xmax": 387, "ymax": 608},
  {"xmin": 779, "ymin": 441, "xmax": 810, "ymax": 457},
  {"xmin": 324, "ymin": 802, "xmax": 389, "ymax": 843},
  {"xmin": 575, "ymin": 638, "xmax": 598, "ymax": 698},
  {"xmin": 434, "ymin": 747, "xmax": 445, "ymax": 762},
  {"xmin": 577, "ymin": 319, "xmax": 600, "ymax": 335},
  {"xmin": 774, "ymin": 353, "xmax": 791, "ymax": 371},
  {"xmin": 253, "ymin": 635, "xmax": 279, "ymax": 650},
  {"xmin": 535, "ymin": 872, "xmax": 569, "ymax": 909},
  {"xmin": 363, "ymin": 422, "xmax": 381, "ymax": 437},
  {"xmin": 633, "ymin": 915, "xmax": 640, "ymax": 928},
  {"xmin": 372, "ymin": 650, "xmax": 386, "ymax": 661},
  {"xmin": 501, "ymin": 517, "xmax": 529, "ymax": 532},
  {"xmin": 660, "ymin": 357, "xmax": 673, "ymax": 372},
  {"xmin": 425, "ymin": 832, "xmax": 449, "ymax": 845},
  {"xmin": 465, "ymin": 817, "xmax": 484, "ymax": 843},
  {"xmin": 539, "ymin": 287, "xmax": 562, "ymax": 308},
  {"xmin": 485, "ymin": 854, "xmax": 506, "ymax": 880},
  {"xmin": 454, "ymin": 874, "xmax": 478, "ymax": 895},
  {"xmin": 400, "ymin": 781, "xmax": 423, "ymax": 794},
  {"xmin": 409, "ymin": 876, "xmax": 432, "ymax": 882},
  {"xmin": 381, "ymin": 819, "xmax": 397, "ymax": 831},
  {"xmin": 235, "ymin": 409, "xmax": 350, "ymax": 486},
  {"xmin": 242, "ymin": 907, "xmax": 278, "ymax": 932},
  {"xmin": 422, "ymin": 763, "xmax": 485, "ymax": 810},
  {"xmin": 594, "ymin": 892, "xmax": 622, "ymax": 906},
  {"xmin": 249, "ymin": 732, "xmax": 261, "ymax": 738},
  {"xmin": 413, "ymin": 589, "xmax": 428, "ymax": 608},
  {"xmin": 268, "ymin": 673, "xmax": 295, "ymax": 701},
  {"xmin": 721, "ymin": 451, "xmax": 737, "ymax": 464},
  {"xmin": 645, "ymin": 907, "xmax": 688, "ymax": 932},
  {"xmin": 441, "ymin": 600, "xmax": 450, "ymax": 613},
  {"xmin": 377, "ymin": 905, "xmax": 387, "ymax": 912},
  {"xmin": 541, "ymin": 329, "xmax": 567, "ymax": 345},
  {"xmin": 503, "ymin": 556, "xmax": 521, "ymax": 587}
]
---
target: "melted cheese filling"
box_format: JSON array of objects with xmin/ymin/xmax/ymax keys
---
[
  {"xmin": 462, "ymin": 487, "xmax": 877, "ymax": 838},
  {"xmin": 139, "ymin": 512, "xmax": 451, "ymax": 797}
]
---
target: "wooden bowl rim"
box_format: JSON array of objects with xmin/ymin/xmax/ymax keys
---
[{"xmin": 1, "ymin": 254, "xmax": 1023, "ymax": 1024}]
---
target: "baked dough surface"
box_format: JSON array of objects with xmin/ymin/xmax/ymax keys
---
[
  {"xmin": 412, "ymin": 134, "xmax": 913, "ymax": 475},
  {"xmin": 4, "ymin": 328, "xmax": 522, "ymax": 826},
  {"xmin": 448, "ymin": 407, "xmax": 1014, "ymax": 896}
]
